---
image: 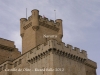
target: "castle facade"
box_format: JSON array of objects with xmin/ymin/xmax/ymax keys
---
[{"xmin": 0, "ymin": 9, "xmax": 97, "ymax": 75}]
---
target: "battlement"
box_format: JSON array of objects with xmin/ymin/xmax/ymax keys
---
[
  {"xmin": 51, "ymin": 40, "xmax": 87, "ymax": 59},
  {"xmin": 20, "ymin": 9, "xmax": 63, "ymax": 32},
  {"xmin": 0, "ymin": 38, "xmax": 15, "ymax": 48},
  {"xmin": 26, "ymin": 39, "xmax": 87, "ymax": 63},
  {"xmin": 39, "ymin": 15, "xmax": 60, "ymax": 28},
  {"xmin": 85, "ymin": 59, "xmax": 97, "ymax": 69},
  {"xmin": 67, "ymin": 44, "xmax": 87, "ymax": 55}
]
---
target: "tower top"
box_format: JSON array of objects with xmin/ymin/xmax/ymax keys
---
[{"xmin": 20, "ymin": 9, "xmax": 63, "ymax": 54}]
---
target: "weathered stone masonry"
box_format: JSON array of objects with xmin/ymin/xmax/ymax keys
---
[{"xmin": 0, "ymin": 9, "xmax": 97, "ymax": 75}]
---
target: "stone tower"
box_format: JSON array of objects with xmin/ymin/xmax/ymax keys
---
[
  {"xmin": 0, "ymin": 9, "xmax": 97, "ymax": 75},
  {"xmin": 20, "ymin": 9, "xmax": 63, "ymax": 54},
  {"xmin": 19, "ymin": 9, "xmax": 97, "ymax": 75}
]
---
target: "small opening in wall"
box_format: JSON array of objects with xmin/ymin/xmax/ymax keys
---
[
  {"xmin": 14, "ymin": 62, "xmax": 17, "ymax": 67},
  {"xmin": 18, "ymin": 59, "xmax": 22, "ymax": 65},
  {"xmin": 3, "ymin": 64, "xmax": 6, "ymax": 70}
]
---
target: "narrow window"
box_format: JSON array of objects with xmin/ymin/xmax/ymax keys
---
[
  {"xmin": 3, "ymin": 64, "xmax": 6, "ymax": 70},
  {"xmin": 14, "ymin": 62, "xmax": 17, "ymax": 67},
  {"xmin": 18, "ymin": 59, "xmax": 22, "ymax": 65}
]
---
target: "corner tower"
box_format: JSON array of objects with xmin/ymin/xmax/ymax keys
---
[{"xmin": 20, "ymin": 9, "xmax": 63, "ymax": 54}]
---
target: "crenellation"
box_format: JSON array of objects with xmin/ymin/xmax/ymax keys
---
[
  {"xmin": 0, "ymin": 38, "xmax": 13, "ymax": 43},
  {"xmin": 66, "ymin": 44, "xmax": 73, "ymax": 50},
  {"xmin": 39, "ymin": 15, "xmax": 60, "ymax": 29},
  {"xmin": 42, "ymin": 17, "xmax": 49, "ymax": 23},
  {"xmin": 20, "ymin": 18, "xmax": 27, "ymax": 25},
  {"xmin": 0, "ymin": 44, "xmax": 14, "ymax": 51},
  {"xmin": 20, "ymin": 9, "xmax": 61, "ymax": 38},
  {"xmin": 27, "ymin": 46, "xmax": 86, "ymax": 65},
  {"xmin": 50, "ymin": 19, "xmax": 54, "ymax": 23},
  {"xmin": 45, "ymin": 18, "xmax": 49, "ymax": 21},
  {"xmin": 39, "ymin": 15, "xmax": 49, "ymax": 21},
  {"xmin": 28, "ymin": 16, "xmax": 32, "ymax": 21},
  {"xmin": 0, "ymin": 37, "xmax": 21, "ymax": 67},
  {"xmin": 61, "ymin": 42, "xmax": 65, "ymax": 50},
  {"xmin": 81, "ymin": 50, "xmax": 87, "ymax": 57},
  {"xmin": 20, "ymin": 17, "xmax": 32, "ymax": 26},
  {"xmin": 39, "ymin": 17, "xmax": 44, "ymax": 22},
  {"xmin": 26, "ymin": 39, "xmax": 87, "ymax": 62},
  {"xmin": 73, "ymin": 47, "xmax": 80, "ymax": 54},
  {"xmin": 39, "ymin": 15, "xmax": 42, "ymax": 19},
  {"xmin": 85, "ymin": 59, "xmax": 97, "ymax": 69},
  {"xmin": 54, "ymin": 40, "xmax": 87, "ymax": 59},
  {"xmin": 0, "ymin": 38, "xmax": 15, "ymax": 48}
]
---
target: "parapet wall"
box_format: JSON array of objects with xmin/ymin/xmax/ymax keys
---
[
  {"xmin": 0, "ymin": 37, "xmax": 21, "ymax": 66},
  {"xmin": 26, "ymin": 39, "xmax": 87, "ymax": 61},
  {"xmin": 21, "ymin": 15, "xmax": 60, "ymax": 27},
  {"xmin": 20, "ymin": 9, "xmax": 63, "ymax": 37},
  {"xmin": 20, "ymin": 15, "xmax": 60, "ymax": 32},
  {"xmin": 25, "ymin": 39, "xmax": 98, "ymax": 69},
  {"xmin": 39, "ymin": 15, "xmax": 60, "ymax": 28},
  {"xmin": 85, "ymin": 59, "xmax": 97, "ymax": 69},
  {"xmin": 51, "ymin": 40, "xmax": 87, "ymax": 59},
  {"xmin": 0, "ymin": 38, "xmax": 15, "ymax": 48},
  {"xmin": 20, "ymin": 15, "xmax": 60, "ymax": 28}
]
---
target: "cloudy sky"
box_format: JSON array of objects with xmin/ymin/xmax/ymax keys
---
[{"xmin": 0, "ymin": 0, "xmax": 100, "ymax": 74}]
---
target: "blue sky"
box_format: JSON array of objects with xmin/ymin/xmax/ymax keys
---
[{"xmin": 0, "ymin": 0, "xmax": 100, "ymax": 74}]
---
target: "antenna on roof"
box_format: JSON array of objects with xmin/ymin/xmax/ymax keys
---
[
  {"xmin": 26, "ymin": 8, "xmax": 27, "ymax": 19},
  {"xmin": 54, "ymin": 10, "xmax": 56, "ymax": 20}
]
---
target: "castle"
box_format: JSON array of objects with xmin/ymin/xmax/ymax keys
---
[{"xmin": 0, "ymin": 9, "xmax": 97, "ymax": 75}]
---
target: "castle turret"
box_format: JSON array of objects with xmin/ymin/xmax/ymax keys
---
[
  {"xmin": 31, "ymin": 9, "xmax": 39, "ymax": 26},
  {"xmin": 55, "ymin": 19, "xmax": 63, "ymax": 40},
  {"xmin": 20, "ymin": 18, "xmax": 27, "ymax": 37}
]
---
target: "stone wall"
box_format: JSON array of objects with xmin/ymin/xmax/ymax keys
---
[
  {"xmin": 0, "ymin": 38, "xmax": 21, "ymax": 64},
  {"xmin": 0, "ymin": 39, "xmax": 97, "ymax": 75}
]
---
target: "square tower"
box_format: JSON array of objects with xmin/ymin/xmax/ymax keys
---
[{"xmin": 20, "ymin": 9, "xmax": 63, "ymax": 54}]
